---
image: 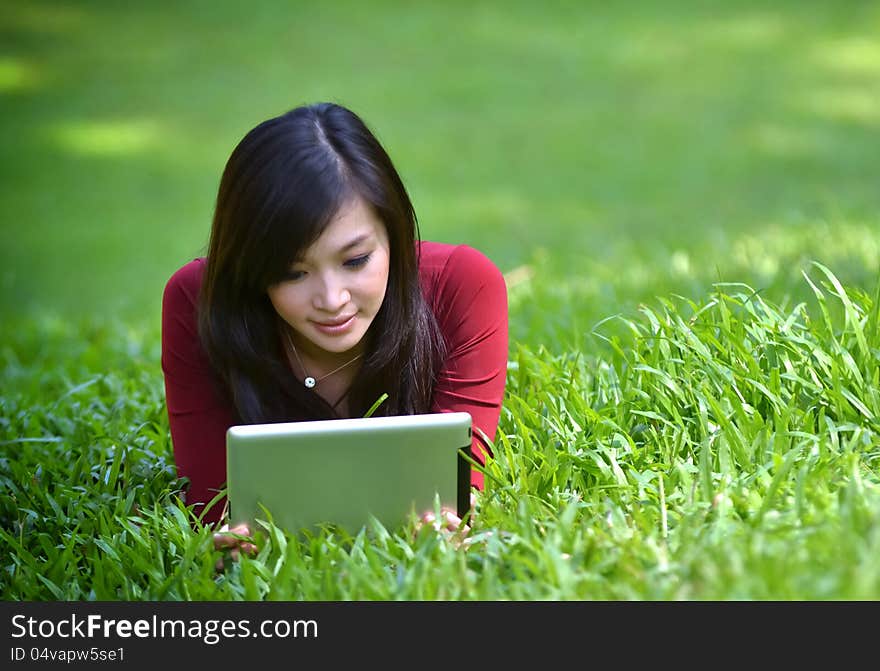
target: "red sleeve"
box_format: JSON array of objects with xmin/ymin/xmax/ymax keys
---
[
  {"xmin": 161, "ymin": 260, "xmax": 234, "ymax": 526},
  {"xmin": 428, "ymin": 245, "xmax": 509, "ymax": 491}
]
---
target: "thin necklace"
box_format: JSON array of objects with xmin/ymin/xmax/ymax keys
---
[{"xmin": 285, "ymin": 328, "xmax": 362, "ymax": 389}]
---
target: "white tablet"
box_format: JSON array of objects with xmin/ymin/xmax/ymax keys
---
[{"xmin": 226, "ymin": 412, "xmax": 473, "ymax": 535}]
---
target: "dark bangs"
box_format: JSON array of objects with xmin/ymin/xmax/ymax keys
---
[{"xmin": 217, "ymin": 116, "xmax": 358, "ymax": 294}]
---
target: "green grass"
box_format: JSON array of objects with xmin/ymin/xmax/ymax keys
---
[
  {"xmin": 2, "ymin": 265, "xmax": 879, "ymax": 599},
  {"xmin": 1, "ymin": 0, "xmax": 879, "ymax": 600}
]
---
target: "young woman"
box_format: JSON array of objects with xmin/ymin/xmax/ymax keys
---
[{"xmin": 161, "ymin": 102, "xmax": 508, "ymax": 545}]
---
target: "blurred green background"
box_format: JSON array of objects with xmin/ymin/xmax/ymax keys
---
[{"xmin": 2, "ymin": 0, "xmax": 878, "ymax": 349}]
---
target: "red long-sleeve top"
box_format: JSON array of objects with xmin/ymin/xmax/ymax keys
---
[{"xmin": 161, "ymin": 241, "xmax": 509, "ymax": 524}]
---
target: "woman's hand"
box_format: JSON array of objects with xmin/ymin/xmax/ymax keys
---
[
  {"xmin": 213, "ymin": 522, "xmax": 257, "ymax": 571},
  {"xmin": 415, "ymin": 492, "xmax": 477, "ymax": 544},
  {"xmin": 418, "ymin": 506, "xmax": 469, "ymax": 534}
]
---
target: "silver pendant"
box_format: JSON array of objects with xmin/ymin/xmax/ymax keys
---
[{"xmin": 304, "ymin": 377, "xmax": 316, "ymax": 389}]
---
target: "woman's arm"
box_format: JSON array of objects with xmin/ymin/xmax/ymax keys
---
[
  {"xmin": 161, "ymin": 260, "xmax": 234, "ymax": 525},
  {"xmin": 428, "ymin": 245, "xmax": 509, "ymax": 491}
]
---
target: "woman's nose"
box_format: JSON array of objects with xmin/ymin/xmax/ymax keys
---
[{"xmin": 313, "ymin": 275, "xmax": 351, "ymax": 311}]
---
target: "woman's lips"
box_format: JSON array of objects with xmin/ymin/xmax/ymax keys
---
[{"xmin": 312, "ymin": 314, "xmax": 356, "ymax": 335}]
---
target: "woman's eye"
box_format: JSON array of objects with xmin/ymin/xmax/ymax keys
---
[
  {"xmin": 345, "ymin": 254, "xmax": 371, "ymax": 269},
  {"xmin": 284, "ymin": 270, "xmax": 306, "ymax": 282}
]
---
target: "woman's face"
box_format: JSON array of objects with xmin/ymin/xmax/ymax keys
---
[{"xmin": 267, "ymin": 197, "xmax": 391, "ymax": 364}]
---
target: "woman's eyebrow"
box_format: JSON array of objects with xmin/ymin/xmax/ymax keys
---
[
  {"xmin": 336, "ymin": 233, "xmax": 372, "ymax": 253},
  {"xmin": 292, "ymin": 233, "xmax": 373, "ymax": 266}
]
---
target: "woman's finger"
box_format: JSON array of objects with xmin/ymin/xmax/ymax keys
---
[
  {"xmin": 440, "ymin": 509, "xmax": 462, "ymax": 530},
  {"xmin": 213, "ymin": 532, "xmax": 238, "ymax": 550},
  {"xmin": 419, "ymin": 508, "xmax": 466, "ymax": 532},
  {"xmin": 213, "ymin": 522, "xmax": 254, "ymax": 550},
  {"xmin": 229, "ymin": 523, "xmax": 252, "ymax": 537}
]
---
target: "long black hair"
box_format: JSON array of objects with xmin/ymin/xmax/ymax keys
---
[{"xmin": 199, "ymin": 102, "xmax": 447, "ymax": 423}]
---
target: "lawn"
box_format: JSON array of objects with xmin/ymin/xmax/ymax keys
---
[{"xmin": 1, "ymin": 0, "xmax": 879, "ymax": 599}]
